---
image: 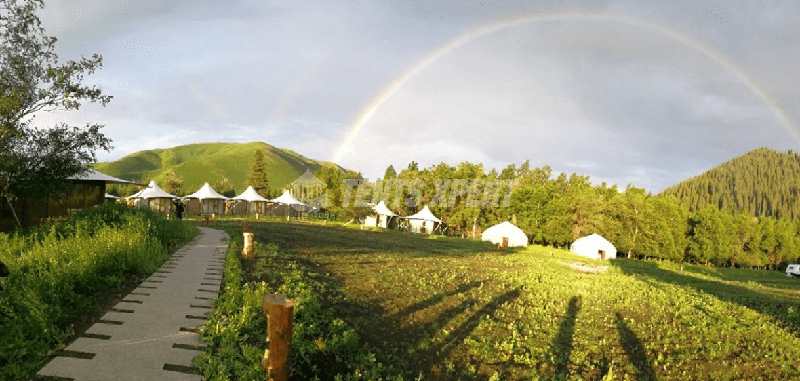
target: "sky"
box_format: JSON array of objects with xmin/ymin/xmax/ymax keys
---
[{"xmin": 32, "ymin": 0, "xmax": 800, "ymax": 192}]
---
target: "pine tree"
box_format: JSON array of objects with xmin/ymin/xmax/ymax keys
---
[{"xmin": 246, "ymin": 150, "xmax": 270, "ymax": 197}]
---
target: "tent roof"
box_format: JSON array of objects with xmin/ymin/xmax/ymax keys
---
[
  {"xmin": 104, "ymin": 193, "xmax": 119, "ymax": 199},
  {"xmin": 129, "ymin": 180, "xmax": 177, "ymax": 199},
  {"xmin": 69, "ymin": 168, "xmax": 136, "ymax": 184},
  {"xmin": 185, "ymin": 182, "xmax": 228, "ymax": 200},
  {"xmin": 271, "ymin": 190, "xmax": 305, "ymax": 205},
  {"xmin": 233, "ymin": 186, "xmax": 269, "ymax": 202},
  {"xmin": 573, "ymin": 233, "xmax": 615, "ymax": 248},
  {"xmin": 483, "ymin": 221, "xmax": 526, "ymax": 236},
  {"xmin": 405, "ymin": 205, "xmax": 441, "ymax": 222},
  {"xmin": 372, "ymin": 201, "xmax": 397, "ymax": 217}
]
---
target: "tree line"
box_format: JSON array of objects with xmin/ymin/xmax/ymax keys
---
[{"xmin": 313, "ymin": 160, "xmax": 800, "ymax": 269}]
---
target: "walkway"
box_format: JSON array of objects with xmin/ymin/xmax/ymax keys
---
[{"xmin": 37, "ymin": 227, "xmax": 228, "ymax": 381}]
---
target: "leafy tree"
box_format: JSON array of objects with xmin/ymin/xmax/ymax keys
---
[
  {"xmin": 246, "ymin": 149, "xmax": 270, "ymax": 196},
  {"xmin": 214, "ymin": 176, "xmax": 235, "ymax": 197},
  {"xmin": 0, "ymin": 0, "xmax": 112, "ymax": 205},
  {"xmin": 383, "ymin": 165, "xmax": 397, "ymax": 180},
  {"xmin": 164, "ymin": 169, "xmax": 183, "ymax": 196}
]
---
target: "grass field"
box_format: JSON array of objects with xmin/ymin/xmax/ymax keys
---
[{"xmin": 206, "ymin": 220, "xmax": 800, "ymax": 380}]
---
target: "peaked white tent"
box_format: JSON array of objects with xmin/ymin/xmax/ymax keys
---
[
  {"xmin": 365, "ymin": 201, "xmax": 398, "ymax": 228},
  {"xmin": 570, "ymin": 233, "xmax": 617, "ymax": 260},
  {"xmin": 184, "ymin": 183, "xmax": 228, "ymax": 215},
  {"xmin": 127, "ymin": 181, "xmax": 177, "ymax": 214},
  {"xmin": 269, "ymin": 190, "xmax": 315, "ymax": 216},
  {"xmin": 481, "ymin": 221, "xmax": 528, "ymax": 248},
  {"xmin": 230, "ymin": 186, "xmax": 269, "ymax": 215},
  {"xmin": 404, "ymin": 205, "xmax": 441, "ymax": 234}
]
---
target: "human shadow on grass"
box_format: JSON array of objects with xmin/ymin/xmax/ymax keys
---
[
  {"xmin": 550, "ymin": 296, "xmax": 581, "ymax": 379},
  {"xmin": 615, "ymin": 312, "xmax": 657, "ymax": 381},
  {"xmin": 612, "ymin": 259, "xmax": 800, "ymax": 333}
]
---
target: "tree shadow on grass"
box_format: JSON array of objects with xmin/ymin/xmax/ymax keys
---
[
  {"xmin": 615, "ymin": 312, "xmax": 657, "ymax": 381},
  {"xmin": 548, "ymin": 296, "xmax": 581, "ymax": 380},
  {"xmin": 612, "ymin": 259, "xmax": 800, "ymax": 333},
  {"xmin": 242, "ymin": 220, "xmax": 505, "ymax": 257},
  {"xmin": 415, "ymin": 288, "xmax": 522, "ymax": 377}
]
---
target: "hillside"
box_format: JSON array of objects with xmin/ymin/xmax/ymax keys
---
[
  {"xmin": 94, "ymin": 142, "xmax": 340, "ymax": 196},
  {"xmin": 660, "ymin": 147, "xmax": 800, "ymax": 219}
]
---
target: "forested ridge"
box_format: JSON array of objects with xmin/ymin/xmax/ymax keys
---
[{"xmin": 661, "ymin": 147, "xmax": 800, "ymax": 219}]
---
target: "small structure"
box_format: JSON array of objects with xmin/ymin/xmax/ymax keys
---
[
  {"xmin": 481, "ymin": 221, "xmax": 528, "ymax": 248},
  {"xmin": 365, "ymin": 201, "xmax": 398, "ymax": 229},
  {"xmin": 184, "ymin": 183, "xmax": 228, "ymax": 215},
  {"xmin": 127, "ymin": 180, "xmax": 177, "ymax": 215},
  {"xmin": 404, "ymin": 205, "xmax": 441, "ymax": 234},
  {"xmin": 570, "ymin": 233, "xmax": 617, "ymax": 260},
  {"xmin": 269, "ymin": 190, "xmax": 313, "ymax": 217},
  {"xmin": 1, "ymin": 168, "xmax": 135, "ymax": 231},
  {"xmin": 230, "ymin": 186, "xmax": 270, "ymax": 215}
]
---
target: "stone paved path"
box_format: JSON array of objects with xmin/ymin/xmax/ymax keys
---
[{"xmin": 37, "ymin": 227, "xmax": 228, "ymax": 381}]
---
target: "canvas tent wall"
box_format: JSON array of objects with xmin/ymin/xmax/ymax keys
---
[
  {"xmin": 184, "ymin": 183, "xmax": 228, "ymax": 215},
  {"xmin": 481, "ymin": 221, "xmax": 528, "ymax": 248},
  {"xmin": 127, "ymin": 180, "xmax": 177, "ymax": 215},
  {"xmin": 268, "ymin": 190, "xmax": 313, "ymax": 218},
  {"xmin": 405, "ymin": 205, "xmax": 441, "ymax": 234},
  {"xmin": 570, "ymin": 233, "xmax": 617, "ymax": 260},
  {"xmin": 365, "ymin": 201, "xmax": 398, "ymax": 228},
  {"xmin": 1, "ymin": 168, "xmax": 135, "ymax": 232},
  {"xmin": 230, "ymin": 186, "xmax": 269, "ymax": 215}
]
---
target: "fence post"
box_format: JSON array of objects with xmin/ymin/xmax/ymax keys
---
[
  {"xmin": 263, "ymin": 294, "xmax": 294, "ymax": 381},
  {"xmin": 243, "ymin": 232, "xmax": 255, "ymax": 259}
]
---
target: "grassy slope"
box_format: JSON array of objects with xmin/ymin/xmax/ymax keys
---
[
  {"xmin": 94, "ymin": 142, "xmax": 335, "ymax": 194},
  {"xmin": 228, "ymin": 220, "xmax": 800, "ymax": 380}
]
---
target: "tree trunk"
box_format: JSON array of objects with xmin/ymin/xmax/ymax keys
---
[{"xmin": 6, "ymin": 197, "xmax": 21, "ymax": 229}]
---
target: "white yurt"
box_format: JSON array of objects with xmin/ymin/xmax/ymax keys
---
[
  {"xmin": 570, "ymin": 233, "xmax": 617, "ymax": 260},
  {"xmin": 127, "ymin": 180, "xmax": 177, "ymax": 214},
  {"xmin": 184, "ymin": 183, "xmax": 228, "ymax": 215},
  {"xmin": 481, "ymin": 221, "xmax": 528, "ymax": 248},
  {"xmin": 365, "ymin": 201, "xmax": 398, "ymax": 228},
  {"xmin": 405, "ymin": 205, "xmax": 441, "ymax": 234}
]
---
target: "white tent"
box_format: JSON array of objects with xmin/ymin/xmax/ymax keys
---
[
  {"xmin": 365, "ymin": 201, "xmax": 398, "ymax": 228},
  {"xmin": 269, "ymin": 190, "xmax": 315, "ymax": 216},
  {"xmin": 231, "ymin": 186, "xmax": 269, "ymax": 215},
  {"xmin": 481, "ymin": 221, "xmax": 528, "ymax": 248},
  {"xmin": 404, "ymin": 205, "xmax": 441, "ymax": 234},
  {"xmin": 184, "ymin": 183, "xmax": 228, "ymax": 215},
  {"xmin": 127, "ymin": 180, "xmax": 177, "ymax": 214},
  {"xmin": 570, "ymin": 233, "xmax": 617, "ymax": 260}
]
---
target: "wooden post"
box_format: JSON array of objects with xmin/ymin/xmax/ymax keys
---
[
  {"xmin": 243, "ymin": 232, "xmax": 255, "ymax": 259},
  {"xmin": 263, "ymin": 294, "xmax": 294, "ymax": 381}
]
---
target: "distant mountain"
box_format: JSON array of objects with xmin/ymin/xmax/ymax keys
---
[
  {"xmin": 94, "ymin": 142, "xmax": 342, "ymax": 196},
  {"xmin": 660, "ymin": 147, "xmax": 800, "ymax": 219}
]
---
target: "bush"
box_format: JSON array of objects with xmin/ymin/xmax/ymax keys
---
[{"xmin": 0, "ymin": 203, "xmax": 198, "ymax": 380}]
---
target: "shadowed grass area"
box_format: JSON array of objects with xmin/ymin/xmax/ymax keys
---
[{"xmin": 208, "ymin": 219, "xmax": 800, "ymax": 380}]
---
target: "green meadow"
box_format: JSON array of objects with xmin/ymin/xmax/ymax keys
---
[{"xmin": 198, "ymin": 220, "xmax": 800, "ymax": 380}]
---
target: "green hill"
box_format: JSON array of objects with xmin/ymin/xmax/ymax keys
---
[
  {"xmin": 95, "ymin": 142, "xmax": 341, "ymax": 196},
  {"xmin": 660, "ymin": 147, "xmax": 800, "ymax": 219}
]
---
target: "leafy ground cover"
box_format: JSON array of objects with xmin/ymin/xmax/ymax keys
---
[
  {"xmin": 204, "ymin": 219, "xmax": 800, "ymax": 380},
  {"xmin": 0, "ymin": 203, "xmax": 197, "ymax": 380}
]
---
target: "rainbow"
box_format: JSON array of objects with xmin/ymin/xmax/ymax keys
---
[{"xmin": 332, "ymin": 12, "xmax": 796, "ymax": 164}]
